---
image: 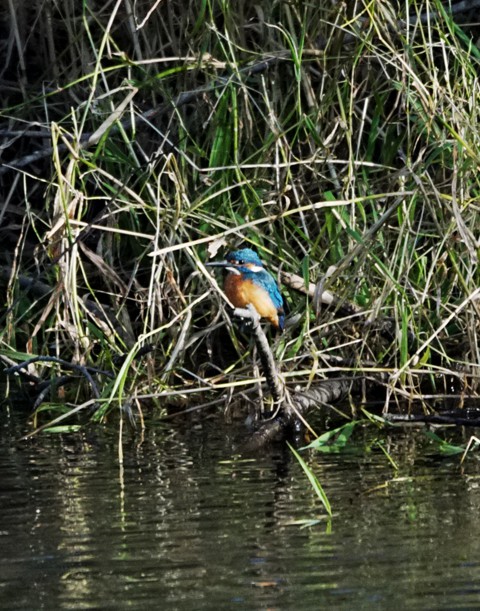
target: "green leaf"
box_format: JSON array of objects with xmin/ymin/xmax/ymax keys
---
[
  {"xmin": 288, "ymin": 442, "xmax": 332, "ymax": 517},
  {"xmin": 424, "ymin": 430, "xmax": 465, "ymax": 456},
  {"xmin": 302, "ymin": 420, "xmax": 360, "ymax": 452}
]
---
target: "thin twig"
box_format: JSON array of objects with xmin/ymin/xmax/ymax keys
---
[{"xmin": 4, "ymin": 356, "xmax": 114, "ymax": 398}]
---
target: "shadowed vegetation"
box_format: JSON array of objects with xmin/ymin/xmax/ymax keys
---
[{"xmin": 1, "ymin": 0, "xmax": 480, "ymax": 431}]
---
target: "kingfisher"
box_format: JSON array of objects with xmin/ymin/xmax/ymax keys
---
[{"xmin": 207, "ymin": 248, "xmax": 285, "ymax": 331}]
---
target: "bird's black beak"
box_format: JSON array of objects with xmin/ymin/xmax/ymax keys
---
[{"xmin": 205, "ymin": 260, "xmax": 230, "ymax": 268}]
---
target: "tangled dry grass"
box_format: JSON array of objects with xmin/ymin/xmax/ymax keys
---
[{"xmin": 1, "ymin": 1, "xmax": 480, "ymax": 427}]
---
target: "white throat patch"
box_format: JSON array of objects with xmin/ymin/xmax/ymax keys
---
[{"xmin": 227, "ymin": 266, "xmax": 241, "ymax": 275}]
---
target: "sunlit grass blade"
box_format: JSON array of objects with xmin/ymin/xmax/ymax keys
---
[
  {"xmin": 374, "ymin": 440, "xmax": 399, "ymax": 471},
  {"xmin": 461, "ymin": 436, "xmax": 480, "ymax": 464},
  {"xmin": 43, "ymin": 425, "xmax": 83, "ymax": 434}
]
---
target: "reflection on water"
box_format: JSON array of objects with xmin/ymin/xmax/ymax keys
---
[{"xmin": 2, "ymin": 406, "xmax": 480, "ymax": 610}]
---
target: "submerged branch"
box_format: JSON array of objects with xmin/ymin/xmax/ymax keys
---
[
  {"xmin": 384, "ymin": 410, "xmax": 480, "ymax": 427},
  {"xmin": 241, "ymin": 377, "xmax": 355, "ymax": 452}
]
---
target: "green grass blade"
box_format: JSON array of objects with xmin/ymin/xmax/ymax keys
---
[{"xmin": 288, "ymin": 442, "xmax": 332, "ymax": 517}]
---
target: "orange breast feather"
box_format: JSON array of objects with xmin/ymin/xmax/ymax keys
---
[{"xmin": 224, "ymin": 274, "xmax": 279, "ymax": 327}]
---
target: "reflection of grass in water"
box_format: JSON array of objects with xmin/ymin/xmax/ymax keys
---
[
  {"xmin": 2, "ymin": 1, "xmax": 480, "ymax": 429},
  {"xmin": 291, "ymin": 417, "xmax": 480, "ymax": 518}
]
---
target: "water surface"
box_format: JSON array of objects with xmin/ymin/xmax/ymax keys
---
[{"xmin": 2, "ymin": 408, "xmax": 480, "ymax": 610}]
